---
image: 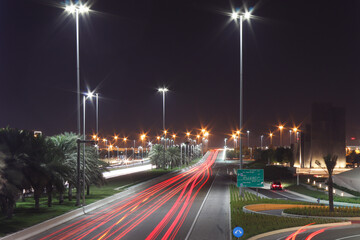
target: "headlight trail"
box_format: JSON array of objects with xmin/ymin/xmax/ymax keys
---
[{"xmin": 40, "ymin": 150, "xmax": 219, "ymax": 240}]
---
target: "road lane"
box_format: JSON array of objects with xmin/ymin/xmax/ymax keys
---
[{"xmin": 30, "ymin": 150, "xmax": 220, "ymax": 240}]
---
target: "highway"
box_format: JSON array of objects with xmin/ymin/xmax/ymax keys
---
[{"xmin": 30, "ymin": 150, "xmax": 231, "ymax": 240}]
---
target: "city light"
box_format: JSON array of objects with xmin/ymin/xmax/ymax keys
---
[
  {"xmin": 65, "ymin": 4, "xmax": 90, "ymax": 14},
  {"xmin": 158, "ymin": 87, "xmax": 169, "ymax": 92},
  {"xmin": 231, "ymin": 12, "xmax": 238, "ymax": 20},
  {"xmin": 65, "ymin": 5, "xmax": 76, "ymax": 13}
]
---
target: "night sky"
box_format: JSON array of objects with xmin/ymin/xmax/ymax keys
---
[{"xmin": 1, "ymin": 0, "xmax": 360, "ymax": 147}]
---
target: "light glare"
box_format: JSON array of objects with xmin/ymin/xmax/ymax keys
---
[
  {"xmin": 244, "ymin": 12, "xmax": 251, "ymax": 19},
  {"xmin": 231, "ymin": 12, "xmax": 238, "ymax": 20},
  {"xmin": 158, "ymin": 87, "xmax": 168, "ymax": 92},
  {"xmin": 65, "ymin": 5, "xmax": 76, "ymax": 13},
  {"xmin": 79, "ymin": 5, "xmax": 90, "ymax": 13}
]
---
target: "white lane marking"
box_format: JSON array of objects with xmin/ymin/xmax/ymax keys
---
[
  {"xmin": 336, "ymin": 234, "xmax": 360, "ymax": 240},
  {"xmin": 185, "ymin": 169, "xmax": 219, "ymax": 240}
]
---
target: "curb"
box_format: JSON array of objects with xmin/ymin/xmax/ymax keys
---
[
  {"xmin": 281, "ymin": 211, "xmax": 360, "ymax": 220},
  {"xmin": 247, "ymin": 221, "xmax": 351, "ymax": 240},
  {"xmin": 0, "ymin": 189, "xmax": 135, "ymax": 240}
]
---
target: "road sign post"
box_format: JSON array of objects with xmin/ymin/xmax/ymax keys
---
[{"xmin": 237, "ymin": 169, "xmax": 264, "ymax": 188}]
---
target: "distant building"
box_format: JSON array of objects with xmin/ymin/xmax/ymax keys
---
[{"xmin": 294, "ymin": 102, "xmax": 346, "ymax": 168}]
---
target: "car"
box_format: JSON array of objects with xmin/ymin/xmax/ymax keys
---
[{"xmin": 270, "ymin": 181, "xmax": 283, "ymax": 190}]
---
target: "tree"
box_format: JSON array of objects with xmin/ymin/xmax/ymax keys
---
[
  {"xmin": 166, "ymin": 147, "xmax": 181, "ymax": 169},
  {"xmin": 0, "ymin": 128, "xmax": 32, "ymax": 218},
  {"xmin": 315, "ymin": 154, "xmax": 338, "ymax": 212},
  {"xmin": 49, "ymin": 133, "xmax": 78, "ymax": 202},
  {"xmin": 149, "ymin": 144, "xmax": 166, "ymax": 169},
  {"xmin": 49, "ymin": 132, "xmax": 107, "ymax": 200}
]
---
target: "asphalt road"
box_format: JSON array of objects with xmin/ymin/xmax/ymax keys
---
[
  {"xmin": 250, "ymin": 187, "xmax": 309, "ymax": 201},
  {"xmin": 257, "ymin": 222, "xmax": 360, "ymax": 240},
  {"xmin": 30, "ymin": 150, "xmax": 231, "ymax": 240}
]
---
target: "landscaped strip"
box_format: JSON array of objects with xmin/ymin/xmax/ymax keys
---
[
  {"xmin": 230, "ymin": 185, "xmax": 341, "ymax": 239},
  {"xmin": 283, "ymin": 206, "xmax": 360, "ymax": 218},
  {"xmin": 286, "ymin": 184, "xmax": 360, "ymax": 204},
  {"xmin": 0, "ymin": 169, "xmax": 170, "ymax": 237}
]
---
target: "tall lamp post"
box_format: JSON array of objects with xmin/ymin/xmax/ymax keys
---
[
  {"xmin": 65, "ymin": 3, "xmax": 90, "ymax": 136},
  {"xmin": 260, "ymin": 135, "xmax": 264, "ymax": 149},
  {"xmin": 158, "ymin": 88, "xmax": 168, "ymax": 148},
  {"xmin": 80, "ymin": 91, "xmax": 96, "ymax": 207},
  {"xmin": 231, "ymin": 11, "xmax": 251, "ymax": 176}
]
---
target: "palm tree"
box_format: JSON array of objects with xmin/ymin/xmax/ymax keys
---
[
  {"xmin": 315, "ymin": 154, "xmax": 338, "ymax": 212},
  {"xmin": 83, "ymin": 145, "xmax": 107, "ymax": 195},
  {"xmin": 0, "ymin": 128, "xmax": 31, "ymax": 218},
  {"xmin": 166, "ymin": 147, "xmax": 181, "ymax": 169},
  {"xmin": 49, "ymin": 132, "xmax": 106, "ymax": 200},
  {"xmin": 49, "ymin": 133, "xmax": 78, "ymax": 202},
  {"xmin": 149, "ymin": 144, "xmax": 165, "ymax": 169}
]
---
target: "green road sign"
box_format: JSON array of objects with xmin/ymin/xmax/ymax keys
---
[{"xmin": 237, "ymin": 169, "xmax": 264, "ymax": 187}]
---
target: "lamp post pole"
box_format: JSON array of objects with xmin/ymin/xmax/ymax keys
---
[
  {"xmin": 231, "ymin": 10, "xmax": 251, "ymax": 196},
  {"xmin": 76, "ymin": 9, "xmax": 80, "ymax": 136},
  {"xmin": 65, "ymin": 4, "xmax": 90, "ymax": 136},
  {"xmin": 239, "ymin": 14, "xmax": 244, "ymax": 173},
  {"xmin": 82, "ymin": 95, "xmax": 86, "ymax": 207}
]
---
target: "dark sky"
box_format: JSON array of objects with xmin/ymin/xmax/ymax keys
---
[{"xmin": 1, "ymin": 0, "xmax": 360, "ymax": 147}]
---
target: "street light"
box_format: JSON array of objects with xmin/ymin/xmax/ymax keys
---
[
  {"xmin": 158, "ymin": 87, "xmax": 168, "ymax": 148},
  {"xmin": 231, "ymin": 9, "xmax": 252, "ymax": 177},
  {"xmin": 293, "ymin": 127, "xmax": 298, "ymax": 143},
  {"xmin": 65, "ymin": 3, "xmax": 90, "ymax": 136},
  {"xmin": 123, "ymin": 137, "xmax": 127, "ymax": 159},
  {"xmin": 289, "ymin": 129, "xmax": 292, "ymax": 146},
  {"xmin": 269, "ymin": 132, "xmax": 273, "ymax": 146},
  {"xmin": 260, "ymin": 135, "xmax": 264, "ymax": 149},
  {"xmin": 278, "ymin": 125, "xmax": 284, "ymax": 146},
  {"xmin": 247, "ymin": 130, "xmax": 250, "ymax": 148},
  {"xmin": 172, "ymin": 134, "xmax": 176, "ymax": 146}
]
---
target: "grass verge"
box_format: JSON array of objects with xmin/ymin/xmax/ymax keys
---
[
  {"xmin": 286, "ymin": 184, "xmax": 360, "ymax": 204},
  {"xmin": 0, "ymin": 169, "xmax": 170, "ymax": 237},
  {"xmin": 230, "ymin": 185, "xmax": 340, "ymax": 239}
]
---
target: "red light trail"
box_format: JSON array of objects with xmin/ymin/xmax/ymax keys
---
[{"xmin": 40, "ymin": 150, "xmax": 219, "ymax": 240}]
